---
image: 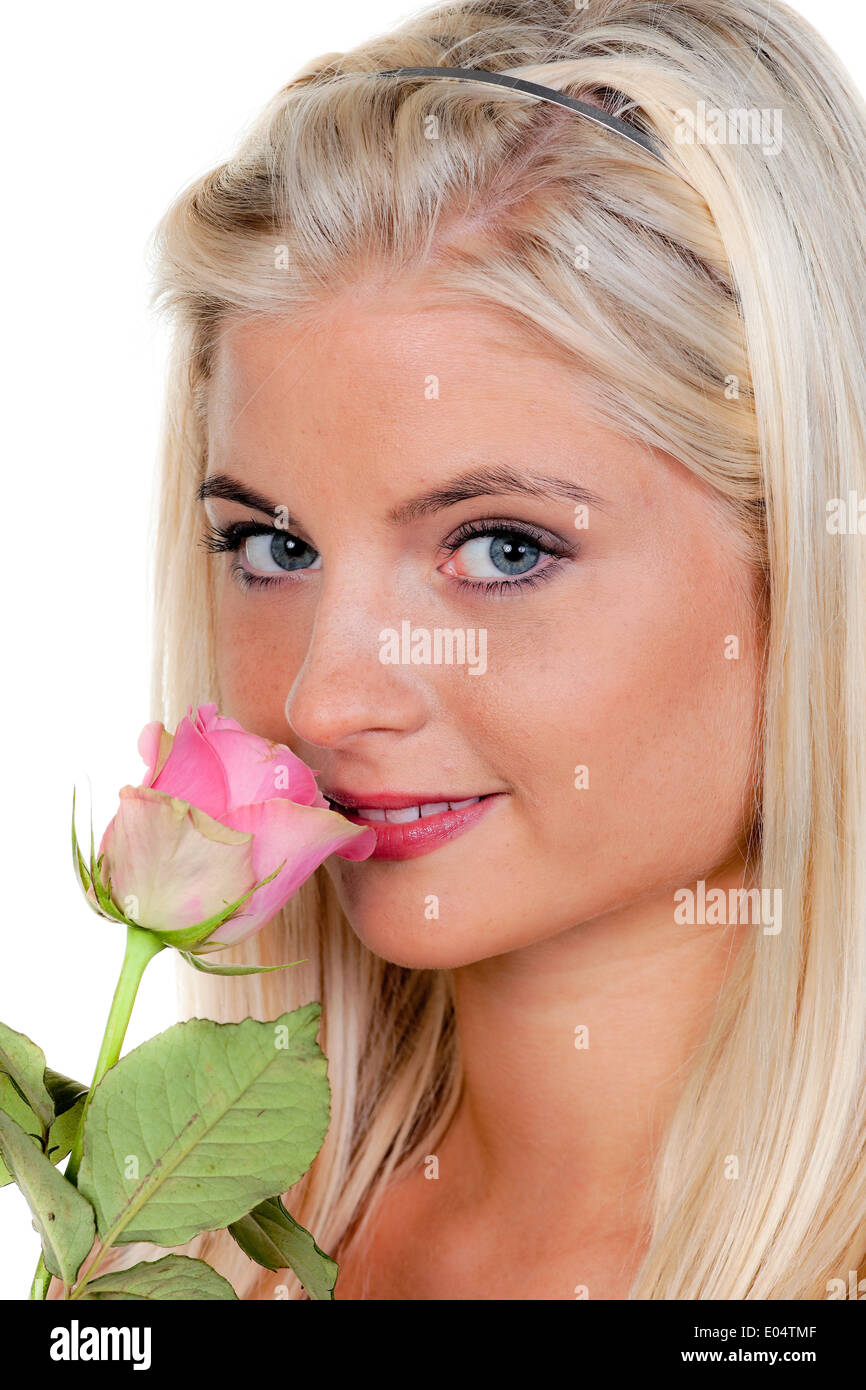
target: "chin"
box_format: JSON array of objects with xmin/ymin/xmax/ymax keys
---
[
  {"xmin": 349, "ymin": 920, "xmax": 502, "ymax": 970},
  {"xmin": 323, "ymin": 863, "xmax": 557, "ymax": 969}
]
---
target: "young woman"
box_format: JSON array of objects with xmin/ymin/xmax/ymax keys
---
[{"xmin": 75, "ymin": 0, "xmax": 866, "ymax": 1297}]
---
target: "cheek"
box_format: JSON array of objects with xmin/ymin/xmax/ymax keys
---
[
  {"xmin": 214, "ymin": 591, "xmax": 308, "ymax": 745},
  {"xmin": 516, "ymin": 553, "xmax": 761, "ymax": 882}
]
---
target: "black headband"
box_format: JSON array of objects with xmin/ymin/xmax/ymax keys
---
[{"xmin": 376, "ymin": 65, "xmax": 664, "ymax": 162}]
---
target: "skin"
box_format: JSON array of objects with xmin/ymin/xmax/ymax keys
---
[{"xmin": 203, "ymin": 280, "xmax": 763, "ymax": 1299}]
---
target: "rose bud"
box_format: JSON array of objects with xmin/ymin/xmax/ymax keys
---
[{"xmin": 74, "ymin": 703, "xmax": 374, "ymax": 953}]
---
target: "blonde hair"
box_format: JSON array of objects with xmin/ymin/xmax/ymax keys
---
[{"xmin": 106, "ymin": 0, "xmax": 866, "ymax": 1297}]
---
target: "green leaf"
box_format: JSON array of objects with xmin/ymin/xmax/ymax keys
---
[
  {"xmin": 229, "ymin": 1195, "xmax": 338, "ymax": 1299},
  {"xmin": 0, "ymin": 1074, "xmax": 43, "ymax": 1186},
  {"xmin": 0, "ymin": 1021, "xmax": 54, "ymax": 1133},
  {"xmin": 44, "ymin": 1068, "xmax": 89, "ymax": 1117},
  {"xmin": 0, "ymin": 1067, "xmax": 88, "ymax": 1185},
  {"xmin": 0, "ymin": 1072, "xmax": 42, "ymax": 1135},
  {"xmin": 44, "ymin": 1071, "xmax": 88, "ymax": 1163},
  {"xmin": 79, "ymin": 1254, "xmax": 237, "ymax": 1300},
  {"xmin": 0, "ymin": 1110, "xmax": 95, "ymax": 1284},
  {"xmin": 46, "ymin": 1095, "xmax": 87, "ymax": 1164},
  {"xmin": 78, "ymin": 1004, "xmax": 330, "ymax": 1248},
  {"xmin": 179, "ymin": 951, "xmax": 308, "ymax": 977}
]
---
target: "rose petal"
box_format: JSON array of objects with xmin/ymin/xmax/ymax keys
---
[
  {"xmin": 196, "ymin": 704, "xmax": 245, "ymax": 735},
  {"xmin": 207, "ymin": 799, "xmax": 375, "ymax": 945},
  {"xmin": 202, "ymin": 727, "xmax": 321, "ymax": 809},
  {"xmin": 194, "ymin": 702, "xmax": 221, "ymax": 728},
  {"xmin": 137, "ymin": 721, "xmax": 174, "ymax": 788},
  {"xmin": 149, "ymin": 713, "xmax": 231, "ymax": 818},
  {"xmin": 100, "ymin": 786, "xmax": 256, "ymax": 932}
]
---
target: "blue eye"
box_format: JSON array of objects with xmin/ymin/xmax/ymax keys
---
[
  {"xmin": 448, "ymin": 532, "xmax": 542, "ymax": 579},
  {"xmin": 201, "ymin": 520, "xmax": 321, "ymax": 588},
  {"xmin": 243, "ymin": 531, "xmax": 322, "ymax": 574},
  {"xmin": 439, "ymin": 520, "xmax": 573, "ymax": 595},
  {"xmin": 201, "ymin": 516, "xmax": 574, "ymax": 596}
]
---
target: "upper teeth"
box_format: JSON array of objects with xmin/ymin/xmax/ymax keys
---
[{"xmin": 344, "ymin": 797, "xmax": 481, "ymax": 823}]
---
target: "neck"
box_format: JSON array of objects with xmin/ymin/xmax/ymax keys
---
[{"xmin": 442, "ymin": 856, "xmax": 753, "ymax": 1236}]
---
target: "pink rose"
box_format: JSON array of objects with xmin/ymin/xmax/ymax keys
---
[{"xmin": 89, "ymin": 704, "xmax": 374, "ymax": 950}]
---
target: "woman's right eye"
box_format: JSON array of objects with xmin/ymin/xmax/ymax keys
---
[
  {"xmin": 201, "ymin": 521, "xmax": 322, "ymax": 588},
  {"xmin": 243, "ymin": 531, "xmax": 322, "ymax": 575}
]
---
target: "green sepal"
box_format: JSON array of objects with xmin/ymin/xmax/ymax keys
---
[
  {"xmin": 229, "ymin": 1195, "xmax": 338, "ymax": 1300},
  {"xmin": 75, "ymin": 793, "xmax": 139, "ymax": 928},
  {"xmin": 71, "ymin": 788, "xmax": 92, "ymax": 895},
  {"xmin": 76, "ymin": 808, "xmax": 126, "ymax": 925},
  {"xmin": 179, "ymin": 951, "xmax": 308, "ymax": 977},
  {"xmin": 88, "ymin": 844, "xmax": 128, "ymax": 924}
]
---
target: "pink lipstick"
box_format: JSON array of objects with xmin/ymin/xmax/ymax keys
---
[{"xmin": 322, "ymin": 788, "xmax": 504, "ymax": 861}]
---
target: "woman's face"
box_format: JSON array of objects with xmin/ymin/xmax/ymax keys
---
[{"xmin": 203, "ymin": 287, "xmax": 762, "ymax": 968}]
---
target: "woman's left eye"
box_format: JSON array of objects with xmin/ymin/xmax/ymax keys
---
[{"xmin": 439, "ymin": 522, "xmax": 571, "ymax": 593}]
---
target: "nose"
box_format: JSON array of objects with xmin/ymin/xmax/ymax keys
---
[{"xmin": 284, "ymin": 583, "xmax": 432, "ymax": 751}]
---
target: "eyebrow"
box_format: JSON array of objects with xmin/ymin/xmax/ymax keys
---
[
  {"xmin": 197, "ymin": 474, "xmax": 278, "ymax": 515},
  {"xmin": 386, "ymin": 465, "xmax": 606, "ymax": 523},
  {"xmin": 197, "ymin": 465, "xmax": 606, "ymax": 525}
]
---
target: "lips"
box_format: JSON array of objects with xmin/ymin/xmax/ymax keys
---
[
  {"xmin": 321, "ymin": 789, "xmax": 502, "ymax": 860},
  {"xmin": 325, "ymin": 795, "xmax": 481, "ymax": 823}
]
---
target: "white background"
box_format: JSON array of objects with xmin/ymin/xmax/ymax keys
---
[{"xmin": 1, "ymin": 0, "xmax": 863, "ymax": 1297}]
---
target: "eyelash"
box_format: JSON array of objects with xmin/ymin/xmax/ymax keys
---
[
  {"xmin": 200, "ymin": 520, "xmax": 309, "ymax": 592},
  {"xmin": 199, "ymin": 517, "xmax": 574, "ymax": 596},
  {"xmin": 442, "ymin": 518, "xmax": 572, "ymax": 597}
]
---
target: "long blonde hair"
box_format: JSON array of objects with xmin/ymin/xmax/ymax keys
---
[{"xmin": 112, "ymin": 0, "xmax": 866, "ymax": 1297}]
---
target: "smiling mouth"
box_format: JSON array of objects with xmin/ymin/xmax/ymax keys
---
[
  {"xmin": 322, "ymin": 791, "xmax": 502, "ymax": 860},
  {"xmin": 324, "ymin": 795, "xmax": 485, "ymax": 823}
]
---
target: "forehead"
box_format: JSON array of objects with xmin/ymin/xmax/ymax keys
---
[
  {"xmin": 209, "ymin": 306, "xmax": 599, "ymax": 498},
  {"xmin": 207, "ymin": 290, "xmax": 578, "ymax": 424}
]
